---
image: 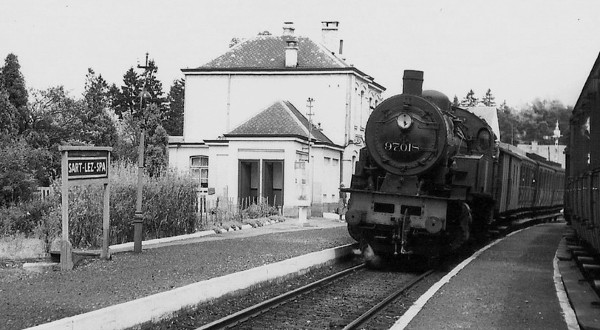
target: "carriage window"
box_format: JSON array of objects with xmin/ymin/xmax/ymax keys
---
[{"xmin": 190, "ymin": 156, "xmax": 209, "ymax": 188}]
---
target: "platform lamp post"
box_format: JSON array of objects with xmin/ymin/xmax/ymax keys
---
[{"xmin": 133, "ymin": 53, "xmax": 151, "ymax": 253}]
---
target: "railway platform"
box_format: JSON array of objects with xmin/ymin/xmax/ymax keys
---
[
  {"xmin": 7, "ymin": 217, "xmax": 600, "ymax": 329},
  {"xmin": 393, "ymin": 222, "xmax": 599, "ymax": 330},
  {"xmin": 3, "ymin": 216, "xmax": 352, "ymax": 330}
]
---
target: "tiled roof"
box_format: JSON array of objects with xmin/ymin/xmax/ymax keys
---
[
  {"xmin": 194, "ymin": 35, "xmax": 349, "ymax": 70},
  {"xmin": 225, "ymin": 100, "xmax": 334, "ymax": 145}
]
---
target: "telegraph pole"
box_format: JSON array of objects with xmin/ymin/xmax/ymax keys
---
[
  {"xmin": 306, "ymin": 97, "xmax": 314, "ymax": 162},
  {"xmin": 306, "ymin": 97, "xmax": 315, "ymax": 211},
  {"xmin": 133, "ymin": 52, "xmax": 151, "ymax": 253}
]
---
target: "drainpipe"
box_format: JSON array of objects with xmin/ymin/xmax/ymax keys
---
[
  {"xmin": 226, "ymin": 74, "xmax": 231, "ymax": 132},
  {"xmin": 342, "ymin": 74, "xmax": 353, "ymax": 184}
]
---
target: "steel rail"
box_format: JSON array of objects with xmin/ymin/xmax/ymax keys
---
[
  {"xmin": 196, "ymin": 263, "xmax": 366, "ymax": 330},
  {"xmin": 342, "ymin": 269, "xmax": 435, "ymax": 330}
]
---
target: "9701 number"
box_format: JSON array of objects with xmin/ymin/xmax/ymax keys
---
[{"xmin": 384, "ymin": 142, "xmax": 420, "ymax": 152}]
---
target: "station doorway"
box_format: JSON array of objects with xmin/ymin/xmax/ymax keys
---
[{"xmin": 238, "ymin": 160, "xmax": 284, "ymax": 207}]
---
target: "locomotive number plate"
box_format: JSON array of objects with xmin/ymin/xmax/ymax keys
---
[{"xmin": 384, "ymin": 142, "xmax": 420, "ymax": 152}]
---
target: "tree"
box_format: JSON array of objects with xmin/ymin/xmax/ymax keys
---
[
  {"xmin": 481, "ymin": 89, "xmax": 496, "ymax": 107},
  {"xmin": 142, "ymin": 60, "xmax": 167, "ymax": 114},
  {"xmin": 111, "ymin": 60, "xmax": 166, "ymax": 124},
  {"xmin": 519, "ymin": 98, "xmax": 571, "ymax": 145},
  {"xmin": 25, "ymin": 84, "xmax": 116, "ymax": 182},
  {"xmin": 80, "ymin": 68, "xmax": 117, "ymax": 147},
  {"xmin": 0, "ymin": 137, "xmax": 48, "ymax": 205},
  {"xmin": 452, "ymin": 95, "xmax": 459, "ymax": 107},
  {"xmin": 0, "ymin": 89, "xmax": 18, "ymax": 136},
  {"xmin": 497, "ymin": 100, "xmax": 519, "ymax": 144},
  {"xmin": 460, "ymin": 89, "xmax": 478, "ymax": 107},
  {"xmin": 145, "ymin": 123, "xmax": 169, "ymax": 177},
  {"xmin": 111, "ymin": 67, "xmax": 141, "ymax": 120},
  {"xmin": 26, "ymin": 86, "xmax": 79, "ymax": 148},
  {"xmin": 496, "ymin": 98, "xmax": 572, "ymax": 146},
  {"xmin": 163, "ymin": 78, "xmax": 184, "ymax": 136},
  {"xmin": 110, "ymin": 59, "xmax": 168, "ymax": 169},
  {"xmin": 0, "ymin": 54, "xmax": 30, "ymax": 133}
]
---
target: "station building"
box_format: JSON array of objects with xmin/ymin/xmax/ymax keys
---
[{"xmin": 168, "ymin": 21, "xmax": 385, "ymax": 216}]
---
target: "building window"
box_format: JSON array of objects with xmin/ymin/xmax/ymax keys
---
[{"xmin": 190, "ymin": 156, "xmax": 209, "ymax": 188}]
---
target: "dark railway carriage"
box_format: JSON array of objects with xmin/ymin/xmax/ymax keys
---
[
  {"xmin": 565, "ymin": 51, "xmax": 600, "ymax": 255},
  {"xmin": 344, "ymin": 70, "xmax": 564, "ymax": 259},
  {"xmin": 494, "ymin": 144, "xmax": 564, "ymax": 221},
  {"xmin": 495, "ymin": 143, "xmax": 524, "ymax": 214}
]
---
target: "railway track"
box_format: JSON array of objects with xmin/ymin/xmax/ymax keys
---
[
  {"xmin": 145, "ymin": 213, "xmax": 561, "ymax": 330},
  {"xmin": 196, "ymin": 264, "xmax": 434, "ymax": 330}
]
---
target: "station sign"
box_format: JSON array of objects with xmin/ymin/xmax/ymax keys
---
[
  {"xmin": 60, "ymin": 147, "xmax": 111, "ymax": 184},
  {"xmin": 58, "ymin": 146, "xmax": 113, "ymax": 270},
  {"xmin": 68, "ymin": 156, "xmax": 108, "ymax": 180}
]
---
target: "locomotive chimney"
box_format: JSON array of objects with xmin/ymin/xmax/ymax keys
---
[{"xmin": 403, "ymin": 70, "xmax": 424, "ymax": 95}]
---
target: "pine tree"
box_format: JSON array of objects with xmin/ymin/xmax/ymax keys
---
[
  {"xmin": 110, "ymin": 57, "xmax": 168, "ymax": 167},
  {"xmin": 460, "ymin": 89, "xmax": 478, "ymax": 107},
  {"xmin": 143, "ymin": 60, "xmax": 167, "ymax": 117},
  {"xmin": 0, "ymin": 53, "xmax": 29, "ymax": 133},
  {"xmin": 111, "ymin": 60, "xmax": 166, "ymax": 125},
  {"xmin": 111, "ymin": 67, "xmax": 141, "ymax": 119},
  {"xmin": 163, "ymin": 78, "xmax": 184, "ymax": 136},
  {"xmin": 481, "ymin": 89, "xmax": 496, "ymax": 107}
]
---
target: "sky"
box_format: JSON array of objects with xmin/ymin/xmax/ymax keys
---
[{"xmin": 1, "ymin": 0, "xmax": 599, "ymax": 108}]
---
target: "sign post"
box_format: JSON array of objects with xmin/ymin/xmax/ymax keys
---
[{"xmin": 59, "ymin": 146, "xmax": 112, "ymax": 270}]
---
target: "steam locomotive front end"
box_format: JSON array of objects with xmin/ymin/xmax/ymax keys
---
[{"xmin": 346, "ymin": 70, "xmax": 470, "ymax": 258}]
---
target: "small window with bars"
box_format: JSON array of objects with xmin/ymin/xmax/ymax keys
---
[{"xmin": 190, "ymin": 156, "xmax": 209, "ymax": 188}]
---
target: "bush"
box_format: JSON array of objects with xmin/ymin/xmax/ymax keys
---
[
  {"xmin": 57, "ymin": 161, "xmax": 198, "ymax": 248},
  {"xmin": 0, "ymin": 198, "xmax": 59, "ymax": 249},
  {"xmin": 0, "ymin": 206, "xmax": 26, "ymax": 236},
  {"xmin": 240, "ymin": 202, "xmax": 279, "ymax": 219},
  {"xmin": 1, "ymin": 161, "xmax": 198, "ymax": 249},
  {"xmin": 0, "ymin": 137, "xmax": 52, "ymax": 206}
]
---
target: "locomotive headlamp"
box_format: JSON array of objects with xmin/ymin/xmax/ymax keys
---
[{"xmin": 397, "ymin": 113, "xmax": 413, "ymax": 130}]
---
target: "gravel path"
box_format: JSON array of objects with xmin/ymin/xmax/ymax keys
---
[{"xmin": 0, "ymin": 219, "xmax": 354, "ymax": 329}]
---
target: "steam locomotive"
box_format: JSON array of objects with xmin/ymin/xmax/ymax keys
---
[{"xmin": 343, "ymin": 70, "xmax": 564, "ymax": 259}]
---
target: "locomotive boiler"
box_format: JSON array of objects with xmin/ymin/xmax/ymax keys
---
[{"xmin": 344, "ymin": 70, "xmax": 498, "ymax": 258}]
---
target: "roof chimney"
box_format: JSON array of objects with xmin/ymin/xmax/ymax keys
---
[
  {"xmin": 321, "ymin": 21, "xmax": 340, "ymax": 54},
  {"xmin": 402, "ymin": 70, "xmax": 424, "ymax": 95},
  {"xmin": 283, "ymin": 21, "xmax": 295, "ymax": 36},
  {"xmin": 285, "ymin": 37, "xmax": 298, "ymax": 68}
]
